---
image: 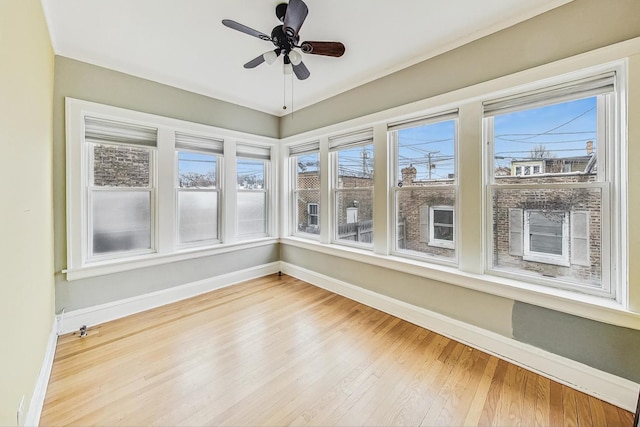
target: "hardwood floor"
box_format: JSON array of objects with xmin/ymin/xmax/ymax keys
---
[{"xmin": 41, "ymin": 274, "xmax": 634, "ymax": 426}]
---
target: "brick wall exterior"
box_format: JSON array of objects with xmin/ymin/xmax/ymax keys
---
[
  {"xmin": 93, "ymin": 144, "xmax": 150, "ymax": 187},
  {"xmin": 493, "ymin": 174, "xmax": 601, "ymax": 284}
]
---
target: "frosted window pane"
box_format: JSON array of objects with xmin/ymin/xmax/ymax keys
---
[
  {"xmin": 178, "ymin": 191, "xmax": 218, "ymax": 243},
  {"xmin": 238, "ymin": 192, "xmax": 266, "ymax": 236},
  {"xmin": 92, "ymin": 191, "xmax": 151, "ymax": 255},
  {"xmin": 92, "ymin": 144, "xmax": 150, "ymax": 187}
]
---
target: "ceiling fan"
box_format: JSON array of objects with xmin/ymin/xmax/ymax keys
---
[{"xmin": 222, "ymin": 0, "xmax": 345, "ymax": 80}]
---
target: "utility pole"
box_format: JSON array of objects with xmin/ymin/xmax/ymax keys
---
[
  {"xmin": 361, "ymin": 147, "xmax": 370, "ymax": 177},
  {"xmin": 427, "ymin": 151, "xmax": 439, "ymax": 179}
]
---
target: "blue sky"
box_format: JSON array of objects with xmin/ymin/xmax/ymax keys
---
[{"xmin": 178, "ymin": 152, "xmax": 265, "ymax": 186}]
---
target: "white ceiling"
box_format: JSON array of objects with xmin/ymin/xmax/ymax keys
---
[{"xmin": 42, "ymin": 0, "xmax": 570, "ymax": 116}]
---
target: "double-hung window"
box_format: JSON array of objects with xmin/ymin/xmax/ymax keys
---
[
  {"xmin": 330, "ymin": 129, "xmax": 374, "ymax": 248},
  {"xmin": 85, "ymin": 116, "xmax": 157, "ymax": 260},
  {"xmin": 485, "ymin": 71, "xmax": 620, "ymax": 297},
  {"xmin": 175, "ymin": 132, "xmax": 223, "ymax": 246},
  {"xmin": 237, "ymin": 144, "xmax": 271, "ymax": 238},
  {"xmin": 290, "ymin": 141, "xmax": 321, "ymax": 237},
  {"xmin": 389, "ymin": 112, "xmax": 458, "ymax": 261}
]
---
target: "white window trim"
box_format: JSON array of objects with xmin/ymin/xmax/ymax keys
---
[
  {"xmin": 281, "ymin": 53, "xmax": 629, "ymax": 313},
  {"xmin": 236, "ymin": 157, "xmax": 271, "ymax": 240},
  {"xmin": 290, "ymin": 152, "xmax": 321, "ymax": 240},
  {"xmin": 330, "ymin": 136, "xmax": 375, "ymax": 250},
  {"xmin": 429, "ymin": 206, "xmax": 455, "ymax": 249},
  {"xmin": 523, "ymin": 210, "xmax": 570, "ymax": 267},
  {"xmin": 175, "ymin": 149, "xmax": 222, "ymax": 249},
  {"xmin": 483, "ymin": 61, "xmax": 624, "ymax": 300},
  {"xmin": 65, "ymin": 98, "xmax": 278, "ymax": 280}
]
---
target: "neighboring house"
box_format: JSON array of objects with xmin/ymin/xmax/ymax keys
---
[{"xmin": 511, "ymin": 154, "xmax": 593, "ymax": 176}]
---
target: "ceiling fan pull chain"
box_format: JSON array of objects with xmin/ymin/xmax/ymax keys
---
[{"xmin": 283, "ymin": 72, "xmax": 287, "ymax": 111}]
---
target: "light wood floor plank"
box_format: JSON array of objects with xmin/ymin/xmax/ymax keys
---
[{"xmin": 40, "ymin": 274, "xmax": 633, "ymax": 426}]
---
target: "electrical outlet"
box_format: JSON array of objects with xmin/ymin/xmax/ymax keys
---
[{"xmin": 16, "ymin": 395, "xmax": 24, "ymax": 426}]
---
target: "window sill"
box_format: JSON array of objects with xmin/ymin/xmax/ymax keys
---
[
  {"xmin": 64, "ymin": 238, "xmax": 278, "ymax": 281},
  {"xmin": 280, "ymin": 236, "xmax": 640, "ymax": 330}
]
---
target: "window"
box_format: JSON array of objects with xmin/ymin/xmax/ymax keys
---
[
  {"xmin": 85, "ymin": 117, "xmax": 157, "ymax": 260},
  {"xmin": 175, "ymin": 132, "xmax": 223, "ymax": 246},
  {"xmin": 485, "ymin": 72, "xmax": 617, "ymax": 296},
  {"xmin": 237, "ymin": 144, "xmax": 271, "ymax": 238},
  {"xmin": 67, "ymin": 99, "xmax": 278, "ymax": 279},
  {"xmin": 290, "ymin": 141, "xmax": 320, "ymax": 237},
  {"xmin": 308, "ymin": 203, "xmax": 319, "ymax": 226},
  {"xmin": 429, "ymin": 206, "xmax": 454, "ymax": 249},
  {"xmin": 389, "ymin": 112, "xmax": 458, "ymax": 261},
  {"xmin": 330, "ymin": 129, "xmax": 374, "ymax": 247}
]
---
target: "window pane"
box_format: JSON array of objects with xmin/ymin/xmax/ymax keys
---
[
  {"xmin": 178, "ymin": 191, "xmax": 218, "ymax": 243},
  {"xmin": 178, "ymin": 152, "xmax": 217, "ymax": 188},
  {"xmin": 337, "ymin": 145, "xmax": 374, "ymax": 188},
  {"xmin": 295, "ymin": 190, "xmax": 320, "ymax": 234},
  {"xmin": 395, "ymin": 189, "xmax": 455, "ymax": 259},
  {"xmin": 92, "ymin": 144, "xmax": 150, "ymax": 187},
  {"xmin": 238, "ymin": 192, "xmax": 266, "ymax": 236},
  {"xmin": 294, "ymin": 153, "xmax": 320, "ymax": 236},
  {"xmin": 433, "ymin": 209, "xmax": 453, "ymax": 225},
  {"xmin": 335, "ymin": 188, "xmax": 373, "ymax": 245},
  {"xmin": 238, "ymin": 159, "xmax": 265, "ymax": 189},
  {"xmin": 491, "ymin": 187, "xmax": 601, "ymax": 287},
  {"xmin": 397, "ymin": 120, "xmax": 456, "ymax": 184},
  {"xmin": 92, "ymin": 191, "xmax": 151, "ymax": 255},
  {"xmin": 493, "ymin": 97, "xmax": 598, "ymax": 180},
  {"xmin": 296, "ymin": 153, "xmax": 319, "ymax": 176}
]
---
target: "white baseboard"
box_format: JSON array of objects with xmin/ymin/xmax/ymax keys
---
[
  {"xmin": 58, "ymin": 262, "xmax": 281, "ymax": 335},
  {"xmin": 280, "ymin": 261, "xmax": 640, "ymax": 412},
  {"xmin": 25, "ymin": 318, "xmax": 58, "ymax": 427}
]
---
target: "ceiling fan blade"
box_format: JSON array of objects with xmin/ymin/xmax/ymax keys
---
[
  {"xmin": 222, "ymin": 19, "xmax": 271, "ymax": 41},
  {"xmin": 301, "ymin": 41, "xmax": 345, "ymax": 57},
  {"xmin": 244, "ymin": 55, "xmax": 266, "ymax": 69},
  {"xmin": 292, "ymin": 61, "xmax": 310, "ymax": 80},
  {"xmin": 283, "ymin": 0, "xmax": 308, "ymax": 38}
]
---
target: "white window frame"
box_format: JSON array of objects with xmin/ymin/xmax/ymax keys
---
[
  {"xmin": 484, "ymin": 67, "xmax": 622, "ymax": 299},
  {"xmin": 388, "ymin": 111, "xmax": 459, "ymax": 263},
  {"xmin": 84, "ymin": 119, "xmax": 158, "ymax": 263},
  {"xmin": 330, "ymin": 129, "xmax": 375, "ymax": 250},
  {"xmin": 429, "ymin": 206, "xmax": 455, "ymax": 249},
  {"xmin": 65, "ymin": 98, "xmax": 277, "ymax": 280},
  {"xmin": 175, "ymin": 148, "xmax": 222, "ymax": 248},
  {"xmin": 236, "ymin": 154, "xmax": 271, "ymax": 239},
  {"xmin": 289, "ymin": 144, "xmax": 321, "ymax": 239},
  {"xmin": 523, "ymin": 210, "xmax": 570, "ymax": 266}
]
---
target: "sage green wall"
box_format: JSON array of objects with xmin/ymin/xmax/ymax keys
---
[
  {"xmin": 0, "ymin": 1, "xmax": 55, "ymax": 425},
  {"xmin": 57, "ymin": 245, "xmax": 279, "ymax": 311},
  {"xmin": 53, "ymin": 57, "xmax": 280, "ymax": 311},
  {"xmin": 280, "ymin": 0, "xmax": 640, "ymax": 137},
  {"xmin": 280, "ymin": 246, "xmax": 514, "ymax": 338}
]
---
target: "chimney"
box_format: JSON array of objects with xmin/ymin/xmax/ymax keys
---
[
  {"xmin": 586, "ymin": 140, "xmax": 594, "ymax": 155},
  {"xmin": 401, "ymin": 164, "xmax": 417, "ymax": 185}
]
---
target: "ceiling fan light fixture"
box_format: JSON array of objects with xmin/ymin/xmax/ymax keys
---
[
  {"xmin": 283, "ymin": 62, "xmax": 293, "ymax": 75},
  {"xmin": 263, "ymin": 50, "xmax": 278, "ymax": 65},
  {"xmin": 288, "ymin": 50, "xmax": 302, "ymax": 65}
]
